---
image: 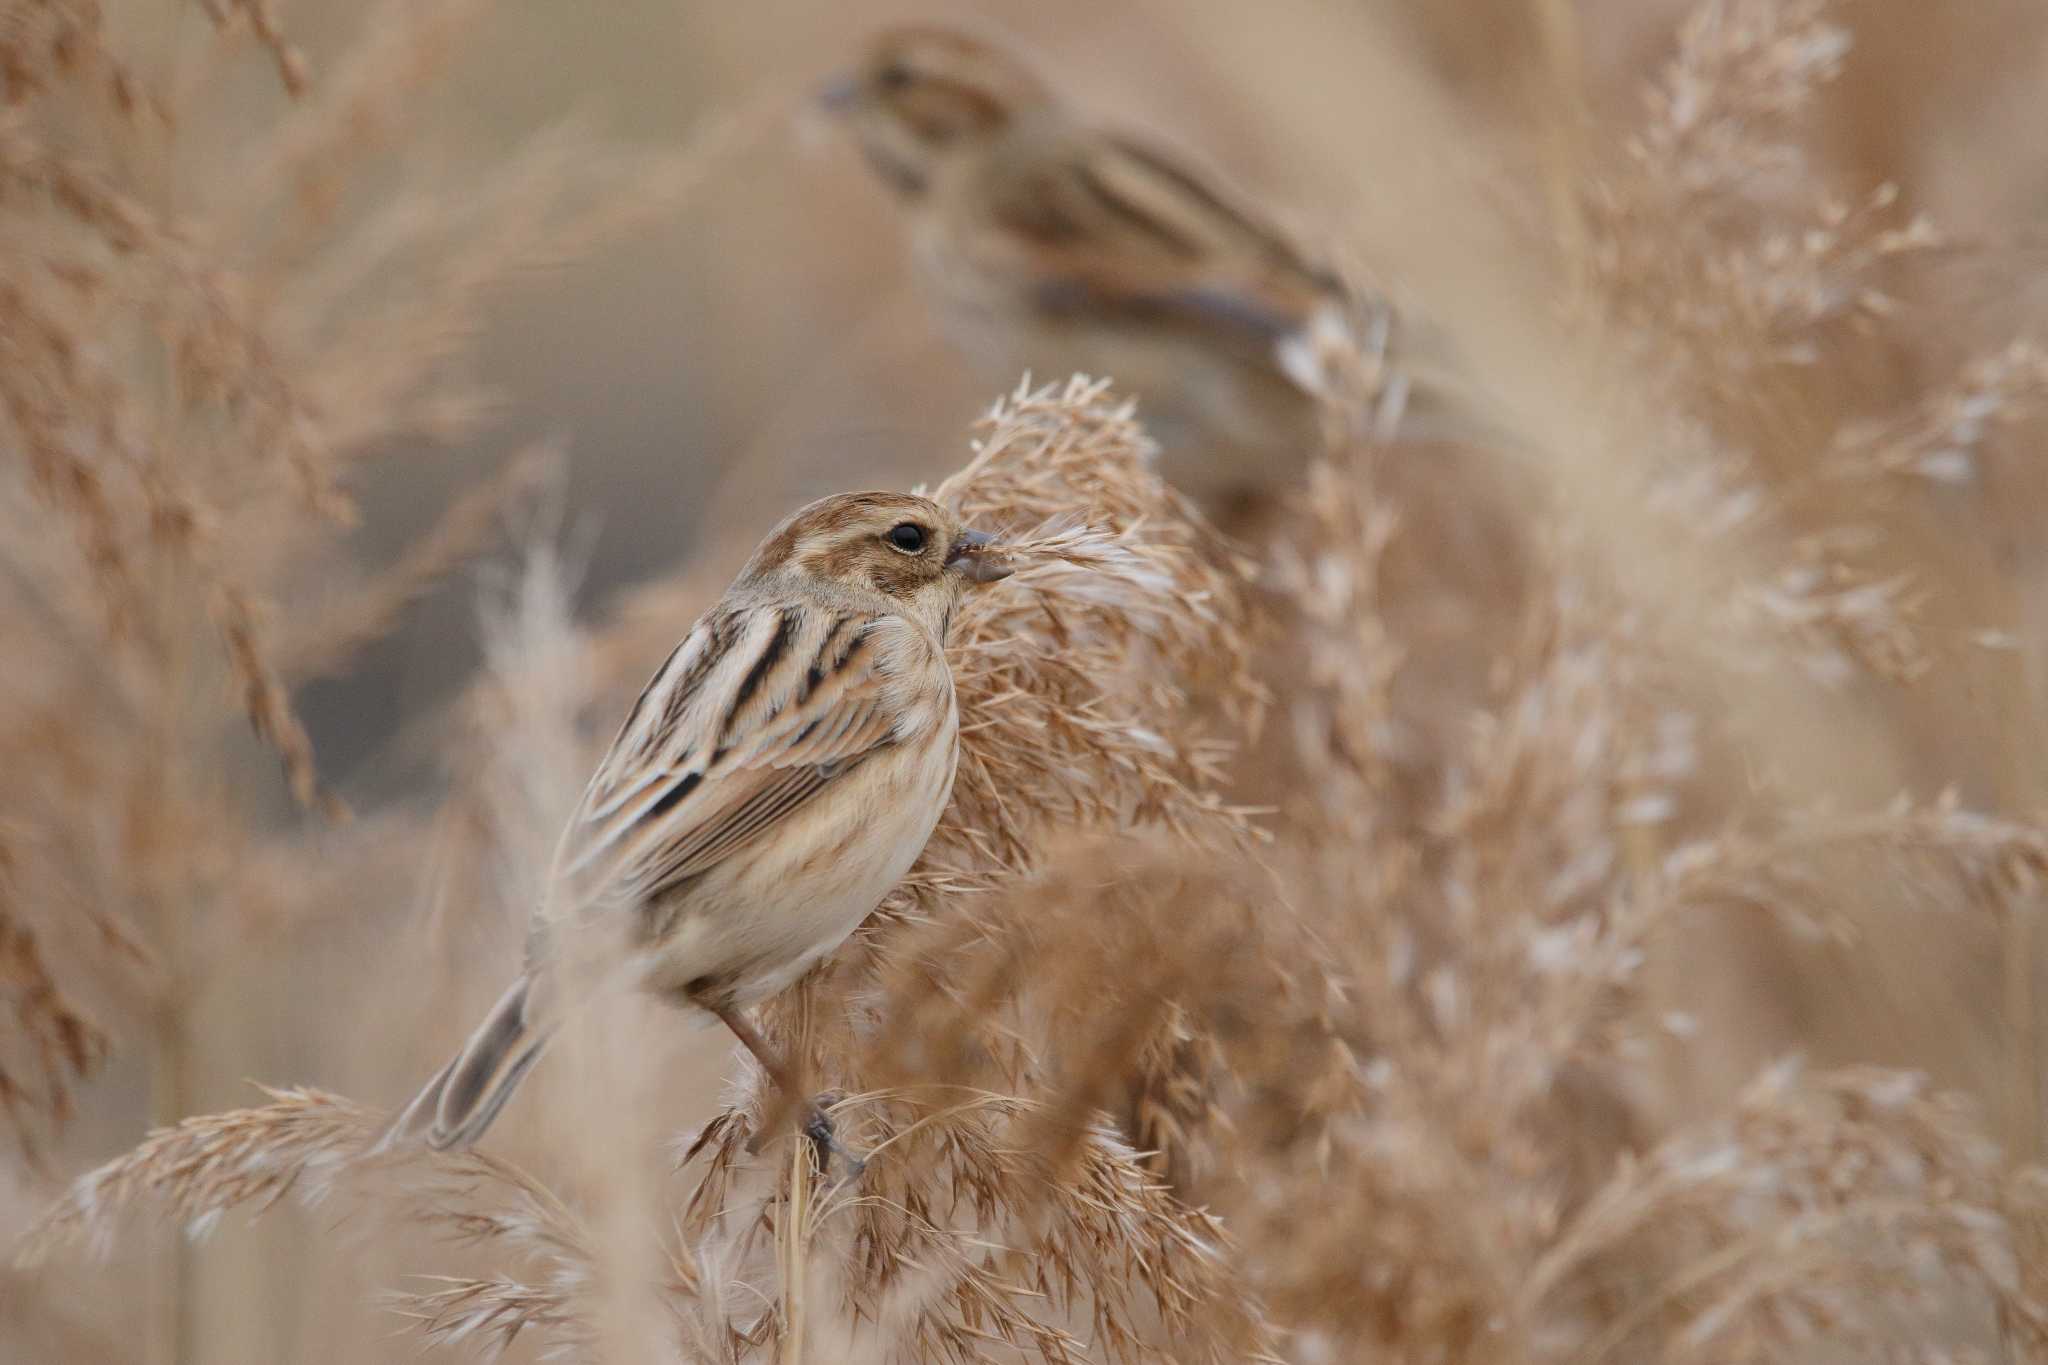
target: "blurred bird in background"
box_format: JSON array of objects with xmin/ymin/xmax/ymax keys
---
[{"xmin": 821, "ymin": 23, "xmax": 1496, "ymax": 521}]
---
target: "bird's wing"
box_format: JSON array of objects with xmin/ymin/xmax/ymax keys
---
[
  {"xmin": 981, "ymin": 130, "xmax": 1345, "ymax": 358},
  {"xmin": 551, "ymin": 602, "xmax": 928, "ymax": 916}
]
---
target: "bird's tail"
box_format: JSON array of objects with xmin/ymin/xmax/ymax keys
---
[{"xmin": 375, "ymin": 974, "xmax": 555, "ymax": 1153}]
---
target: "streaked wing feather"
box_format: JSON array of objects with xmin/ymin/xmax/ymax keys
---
[
  {"xmin": 620, "ymin": 761, "xmax": 845, "ymax": 903},
  {"xmin": 582, "ymin": 620, "xmax": 725, "ymax": 821},
  {"xmin": 986, "ymin": 133, "xmax": 1338, "ymax": 353},
  {"xmin": 1083, "ymin": 136, "xmax": 1322, "ymax": 273},
  {"xmin": 553, "ymin": 605, "xmax": 914, "ymax": 915}
]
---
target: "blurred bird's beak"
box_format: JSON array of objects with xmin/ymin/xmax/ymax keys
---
[
  {"xmin": 816, "ymin": 74, "xmax": 860, "ymax": 115},
  {"xmin": 946, "ymin": 528, "xmax": 1013, "ymax": 583},
  {"xmin": 797, "ymin": 74, "xmax": 861, "ymax": 157}
]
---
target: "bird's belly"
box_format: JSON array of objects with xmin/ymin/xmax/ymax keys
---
[{"xmin": 636, "ymin": 737, "xmax": 954, "ymax": 1010}]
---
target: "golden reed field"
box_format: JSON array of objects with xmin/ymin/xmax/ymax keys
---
[{"xmin": 7, "ymin": 0, "xmax": 2048, "ymax": 1360}]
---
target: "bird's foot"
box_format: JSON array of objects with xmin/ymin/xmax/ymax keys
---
[{"xmin": 802, "ymin": 1090, "xmax": 866, "ymax": 1182}]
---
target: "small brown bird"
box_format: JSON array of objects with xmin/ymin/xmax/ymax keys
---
[
  {"xmin": 822, "ymin": 25, "xmax": 1481, "ymax": 513},
  {"xmin": 384, "ymin": 492, "xmax": 1013, "ymax": 1163}
]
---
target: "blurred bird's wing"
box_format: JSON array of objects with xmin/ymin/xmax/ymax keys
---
[
  {"xmin": 552, "ymin": 603, "xmax": 923, "ymax": 920},
  {"xmin": 979, "ymin": 130, "xmax": 1347, "ymax": 362},
  {"xmin": 974, "ymin": 131, "xmax": 1512, "ymax": 446}
]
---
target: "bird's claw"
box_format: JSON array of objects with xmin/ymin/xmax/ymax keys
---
[{"xmin": 803, "ymin": 1095, "xmax": 867, "ymax": 1182}]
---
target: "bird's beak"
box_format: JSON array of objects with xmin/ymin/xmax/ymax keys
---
[
  {"xmin": 945, "ymin": 527, "xmax": 1013, "ymax": 583},
  {"xmin": 817, "ymin": 74, "xmax": 861, "ymax": 116}
]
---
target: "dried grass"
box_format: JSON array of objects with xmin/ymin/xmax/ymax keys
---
[
  {"xmin": 0, "ymin": 0, "xmax": 729, "ymax": 1160},
  {"xmin": 0, "ymin": 898, "xmax": 107, "ymax": 1170}
]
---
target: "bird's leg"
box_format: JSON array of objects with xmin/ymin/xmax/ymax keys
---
[{"xmin": 709, "ymin": 1003, "xmax": 866, "ymax": 1179}]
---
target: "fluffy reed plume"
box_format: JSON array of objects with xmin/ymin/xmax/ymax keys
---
[
  {"xmin": 17, "ymin": 1088, "xmax": 381, "ymax": 1264},
  {"xmin": 915, "ymin": 376, "xmax": 1260, "ymax": 871},
  {"xmin": 16, "ymin": 1086, "xmax": 620, "ymax": 1356},
  {"xmin": 1575, "ymin": 0, "xmax": 2048, "ymax": 692},
  {"xmin": 833, "ymin": 517, "xmax": 2048, "ymax": 1360}
]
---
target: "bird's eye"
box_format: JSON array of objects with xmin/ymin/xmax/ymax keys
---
[
  {"xmin": 885, "ymin": 522, "xmax": 927, "ymax": 554},
  {"xmin": 877, "ymin": 60, "xmax": 912, "ymax": 91}
]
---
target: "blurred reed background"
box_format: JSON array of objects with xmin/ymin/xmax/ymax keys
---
[{"xmin": 7, "ymin": 0, "xmax": 2048, "ymax": 1361}]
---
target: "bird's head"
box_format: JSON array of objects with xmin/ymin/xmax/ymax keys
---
[
  {"xmin": 742, "ymin": 491, "xmax": 1013, "ymax": 635},
  {"xmin": 820, "ymin": 26, "xmax": 1051, "ymax": 197}
]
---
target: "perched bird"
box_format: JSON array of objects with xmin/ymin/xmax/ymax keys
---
[
  {"xmin": 383, "ymin": 492, "xmax": 1014, "ymax": 1164},
  {"xmin": 821, "ymin": 25, "xmax": 1482, "ymax": 515}
]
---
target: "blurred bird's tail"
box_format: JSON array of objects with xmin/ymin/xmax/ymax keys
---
[{"xmin": 375, "ymin": 974, "xmax": 555, "ymax": 1153}]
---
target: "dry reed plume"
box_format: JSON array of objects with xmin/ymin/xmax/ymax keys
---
[{"xmin": 9, "ymin": 0, "xmax": 2048, "ymax": 1363}]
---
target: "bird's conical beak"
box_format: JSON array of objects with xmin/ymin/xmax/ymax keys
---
[
  {"xmin": 817, "ymin": 74, "xmax": 861, "ymax": 115},
  {"xmin": 945, "ymin": 528, "xmax": 1013, "ymax": 583}
]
